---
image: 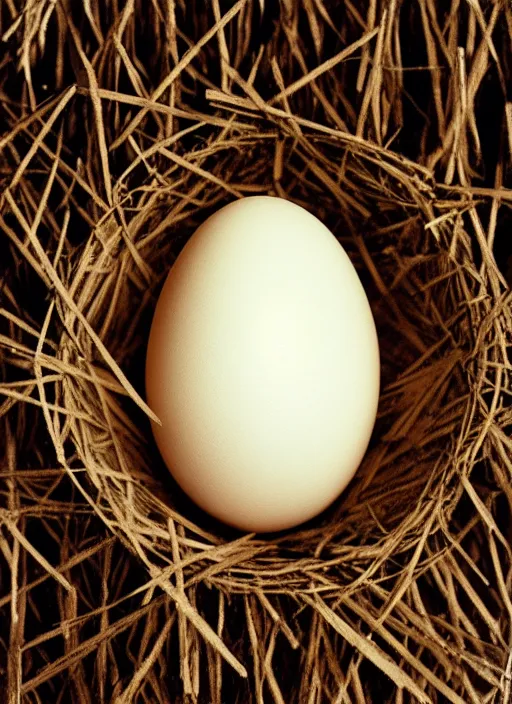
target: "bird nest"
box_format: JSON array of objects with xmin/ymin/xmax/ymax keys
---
[{"xmin": 1, "ymin": 1, "xmax": 512, "ymax": 702}]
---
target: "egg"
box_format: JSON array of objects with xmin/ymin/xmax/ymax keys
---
[{"xmin": 145, "ymin": 196, "xmax": 380, "ymax": 533}]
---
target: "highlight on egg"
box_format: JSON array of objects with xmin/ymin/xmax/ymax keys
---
[{"xmin": 145, "ymin": 196, "xmax": 380, "ymax": 533}]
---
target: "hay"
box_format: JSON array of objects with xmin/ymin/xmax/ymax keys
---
[{"xmin": 1, "ymin": 0, "xmax": 512, "ymax": 702}]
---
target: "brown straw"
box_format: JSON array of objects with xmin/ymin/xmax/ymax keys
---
[{"xmin": 1, "ymin": 1, "xmax": 511, "ymax": 702}]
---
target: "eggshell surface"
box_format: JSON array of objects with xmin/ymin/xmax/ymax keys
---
[{"xmin": 146, "ymin": 196, "xmax": 380, "ymax": 532}]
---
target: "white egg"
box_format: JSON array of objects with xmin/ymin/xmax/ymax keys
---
[{"xmin": 146, "ymin": 196, "xmax": 380, "ymax": 532}]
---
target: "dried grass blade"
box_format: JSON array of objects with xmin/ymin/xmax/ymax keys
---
[
  {"xmin": 3, "ymin": 190, "xmax": 160, "ymax": 424},
  {"xmin": 109, "ymin": 0, "xmax": 248, "ymax": 152},
  {"xmin": 303, "ymin": 594, "xmax": 431, "ymax": 703},
  {"xmin": 269, "ymin": 26, "xmax": 380, "ymax": 106}
]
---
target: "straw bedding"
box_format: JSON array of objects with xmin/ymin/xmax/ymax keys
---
[{"xmin": 1, "ymin": 1, "xmax": 512, "ymax": 702}]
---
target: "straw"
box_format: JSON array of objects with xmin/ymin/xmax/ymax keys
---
[{"xmin": 1, "ymin": 0, "xmax": 511, "ymax": 702}]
